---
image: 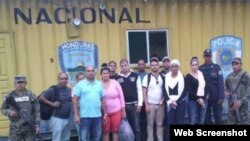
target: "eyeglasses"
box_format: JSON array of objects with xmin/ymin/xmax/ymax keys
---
[
  {"xmin": 191, "ymin": 64, "xmax": 198, "ymax": 66},
  {"xmin": 171, "ymin": 65, "xmax": 179, "ymax": 68}
]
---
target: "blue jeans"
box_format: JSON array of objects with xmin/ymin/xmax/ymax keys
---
[
  {"xmin": 80, "ymin": 117, "xmax": 102, "ymax": 141},
  {"xmin": 187, "ymin": 100, "xmax": 207, "ymax": 125},
  {"xmin": 40, "ymin": 119, "xmax": 51, "ymax": 133},
  {"xmin": 51, "ymin": 116, "xmax": 71, "ymax": 141},
  {"xmin": 125, "ymin": 104, "xmax": 141, "ymax": 141}
]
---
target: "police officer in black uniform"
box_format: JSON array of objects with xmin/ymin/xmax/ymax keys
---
[{"xmin": 199, "ymin": 49, "xmax": 224, "ymax": 124}]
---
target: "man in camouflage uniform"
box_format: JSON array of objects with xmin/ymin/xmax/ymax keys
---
[
  {"xmin": 225, "ymin": 58, "xmax": 250, "ymax": 125},
  {"xmin": 1, "ymin": 75, "xmax": 40, "ymax": 141}
]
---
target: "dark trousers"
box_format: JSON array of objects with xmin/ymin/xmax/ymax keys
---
[
  {"xmin": 205, "ymin": 100, "xmax": 223, "ymax": 124},
  {"xmin": 126, "ymin": 104, "xmax": 141, "ymax": 141},
  {"xmin": 165, "ymin": 101, "xmax": 186, "ymax": 141},
  {"xmin": 140, "ymin": 103, "xmax": 148, "ymax": 141}
]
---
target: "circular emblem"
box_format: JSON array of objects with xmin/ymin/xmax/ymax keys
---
[{"xmin": 216, "ymin": 47, "xmax": 235, "ymax": 71}]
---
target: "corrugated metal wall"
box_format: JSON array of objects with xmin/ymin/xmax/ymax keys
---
[
  {"xmin": 0, "ymin": 0, "xmax": 250, "ymax": 92},
  {"xmin": 0, "ymin": 0, "xmax": 250, "ymax": 135}
]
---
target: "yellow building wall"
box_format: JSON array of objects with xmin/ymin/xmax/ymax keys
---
[{"xmin": 0, "ymin": 0, "xmax": 250, "ymax": 136}]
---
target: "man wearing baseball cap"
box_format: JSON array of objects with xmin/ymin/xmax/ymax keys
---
[
  {"xmin": 203, "ymin": 48, "xmax": 212, "ymax": 56},
  {"xmin": 1, "ymin": 75, "xmax": 40, "ymax": 140},
  {"xmin": 142, "ymin": 57, "xmax": 165, "ymax": 141},
  {"xmin": 160, "ymin": 56, "xmax": 171, "ymax": 76},
  {"xmin": 225, "ymin": 57, "xmax": 250, "ymax": 124},
  {"xmin": 199, "ymin": 49, "xmax": 224, "ymax": 125},
  {"xmin": 15, "ymin": 75, "xmax": 27, "ymax": 83}
]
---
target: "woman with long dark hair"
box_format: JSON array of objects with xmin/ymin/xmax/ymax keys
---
[
  {"xmin": 100, "ymin": 63, "xmax": 126, "ymax": 141},
  {"xmin": 186, "ymin": 57, "xmax": 206, "ymax": 125}
]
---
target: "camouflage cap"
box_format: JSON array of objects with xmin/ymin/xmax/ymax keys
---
[
  {"xmin": 232, "ymin": 57, "xmax": 242, "ymax": 64},
  {"xmin": 15, "ymin": 75, "xmax": 27, "ymax": 83}
]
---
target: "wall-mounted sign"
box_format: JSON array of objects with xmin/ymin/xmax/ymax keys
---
[
  {"xmin": 210, "ymin": 35, "xmax": 242, "ymax": 79},
  {"xmin": 58, "ymin": 41, "xmax": 98, "ymax": 86},
  {"xmin": 14, "ymin": 7, "xmax": 150, "ymax": 25}
]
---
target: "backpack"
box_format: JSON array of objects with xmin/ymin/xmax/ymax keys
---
[
  {"xmin": 146, "ymin": 73, "xmax": 167, "ymax": 102},
  {"xmin": 147, "ymin": 73, "xmax": 165, "ymax": 87},
  {"xmin": 38, "ymin": 85, "xmax": 59, "ymax": 120}
]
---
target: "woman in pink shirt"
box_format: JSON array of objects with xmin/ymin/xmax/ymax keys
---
[{"xmin": 101, "ymin": 64, "xmax": 126, "ymax": 141}]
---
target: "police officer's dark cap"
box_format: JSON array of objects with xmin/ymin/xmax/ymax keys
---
[
  {"xmin": 15, "ymin": 75, "xmax": 27, "ymax": 83},
  {"xmin": 232, "ymin": 57, "xmax": 242, "ymax": 64},
  {"xmin": 203, "ymin": 49, "xmax": 212, "ymax": 56}
]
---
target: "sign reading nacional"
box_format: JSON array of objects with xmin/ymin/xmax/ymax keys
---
[
  {"xmin": 58, "ymin": 41, "xmax": 98, "ymax": 86},
  {"xmin": 14, "ymin": 7, "xmax": 150, "ymax": 25},
  {"xmin": 210, "ymin": 35, "xmax": 242, "ymax": 78}
]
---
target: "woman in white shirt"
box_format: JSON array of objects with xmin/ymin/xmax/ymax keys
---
[{"xmin": 164, "ymin": 59, "xmax": 187, "ymax": 141}]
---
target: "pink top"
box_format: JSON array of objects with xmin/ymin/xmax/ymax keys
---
[{"xmin": 104, "ymin": 79, "xmax": 125, "ymax": 114}]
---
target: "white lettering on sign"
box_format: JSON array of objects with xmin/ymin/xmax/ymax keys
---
[{"xmin": 15, "ymin": 96, "xmax": 30, "ymax": 102}]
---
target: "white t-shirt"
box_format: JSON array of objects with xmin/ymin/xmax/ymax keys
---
[{"xmin": 142, "ymin": 74, "xmax": 163, "ymax": 104}]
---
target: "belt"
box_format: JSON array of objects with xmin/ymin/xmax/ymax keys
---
[{"xmin": 125, "ymin": 101, "xmax": 138, "ymax": 105}]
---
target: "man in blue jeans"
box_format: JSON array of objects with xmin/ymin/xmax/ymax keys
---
[
  {"xmin": 73, "ymin": 66, "xmax": 106, "ymax": 141},
  {"xmin": 116, "ymin": 59, "xmax": 143, "ymax": 141},
  {"xmin": 39, "ymin": 72, "xmax": 72, "ymax": 141}
]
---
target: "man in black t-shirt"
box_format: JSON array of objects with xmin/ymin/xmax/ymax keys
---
[{"xmin": 39, "ymin": 72, "xmax": 72, "ymax": 141}]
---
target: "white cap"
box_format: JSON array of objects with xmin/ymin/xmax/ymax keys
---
[{"xmin": 170, "ymin": 59, "xmax": 180, "ymax": 66}]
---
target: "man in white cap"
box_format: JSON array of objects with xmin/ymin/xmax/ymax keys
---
[{"xmin": 160, "ymin": 56, "xmax": 171, "ymax": 76}]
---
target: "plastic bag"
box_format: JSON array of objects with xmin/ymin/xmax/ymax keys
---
[{"xmin": 118, "ymin": 119, "xmax": 135, "ymax": 141}]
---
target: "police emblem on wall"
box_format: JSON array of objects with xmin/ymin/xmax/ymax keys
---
[
  {"xmin": 58, "ymin": 41, "xmax": 98, "ymax": 86},
  {"xmin": 210, "ymin": 35, "xmax": 242, "ymax": 78}
]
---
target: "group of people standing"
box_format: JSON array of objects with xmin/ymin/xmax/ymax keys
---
[{"xmin": 1, "ymin": 49, "xmax": 250, "ymax": 141}]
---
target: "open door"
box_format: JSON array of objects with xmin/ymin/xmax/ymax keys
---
[{"xmin": 0, "ymin": 33, "xmax": 16, "ymax": 136}]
